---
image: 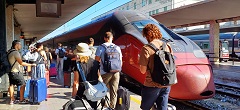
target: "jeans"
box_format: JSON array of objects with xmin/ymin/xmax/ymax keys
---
[
  {"xmin": 140, "ymin": 86, "xmax": 171, "ymax": 110},
  {"xmin": 32, "ymin": 64, "xmax": 45, "ymax": 79},
  {"xmin": 57, "ymin": 58, "xmax": 64, "ymax": 80}
]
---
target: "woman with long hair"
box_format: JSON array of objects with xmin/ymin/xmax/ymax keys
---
[{"xmin": 72, "ymin": 43, "xmax": 103, "ymax": 109}]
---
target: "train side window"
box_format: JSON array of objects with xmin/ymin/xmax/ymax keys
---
[
  {"xmin": 132, "ymin": 20, "xmax": 174, "ymax": 40},
  {"xmin": 203, "ymin": 43, "xmax": 209, "ymax": 49},
  {"xmin": 238, "ymin": 40, "xmax": 240, "ymax": 47}
]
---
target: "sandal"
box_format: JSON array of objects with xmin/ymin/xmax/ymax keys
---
[
  {"xmin": 19, "ymin": 99, "xmax": 29, "ymax": 104},
  {"xmin": 9, "ymin": 100, "xmax": 19, "ymax": 105}
]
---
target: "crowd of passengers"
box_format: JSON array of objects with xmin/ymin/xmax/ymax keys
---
[{"xmin": 7, "ymin": 24, "xmax": 173, "ymax": 110}]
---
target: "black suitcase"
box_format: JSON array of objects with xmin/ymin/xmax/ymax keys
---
[
  {"xmin": 64, "ymin": 71, "xmax": 74, "ymax": 88},
  {"xmin": 63, "ymin": 98, "xmax": 92, "ymax": 110},
  {"xmin": 115, "ymin": 86, "xmax": 130, "ymax": 110}
]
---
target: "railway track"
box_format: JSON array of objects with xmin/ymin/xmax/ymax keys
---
[
  {"xmin": 169, "ymin": 100, "xmax": 210, "ymax": 110},
  {"xmin": 215, "ymin": 83, "xmax": 240, "ymax": 98}
]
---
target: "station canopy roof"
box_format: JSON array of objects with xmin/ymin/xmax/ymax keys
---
[
  {"xmin": 10, "ymin": 0, "xmax": 99, "ymax": 40},
  {"xmin": 152, "ymin": 0, "xmax": 240, "ymax": 29}
]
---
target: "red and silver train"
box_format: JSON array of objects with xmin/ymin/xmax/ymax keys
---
[{"xmin": 43, "ymin": 11, "xmax": 215, "ymax": 100}]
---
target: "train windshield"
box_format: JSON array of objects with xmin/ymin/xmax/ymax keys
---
[
  {"xmin": 132, "ymin": 20, "xmax": 173, "ymax": 40},
  {"xmin": 222, "ymin": 41, "xmax": 229, "ymax": 51}
]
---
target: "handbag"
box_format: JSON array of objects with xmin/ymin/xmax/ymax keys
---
[{"xmin": 76, "ymin": 62, "xmax": 108, "ymax": 102}]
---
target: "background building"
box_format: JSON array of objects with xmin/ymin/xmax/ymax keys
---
[{"xmin": 94, "ymin": 0, "xmax": 240, "ymax": 33}]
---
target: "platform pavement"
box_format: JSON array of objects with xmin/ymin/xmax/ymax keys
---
[{"xmin": 0, "ymin": 76, "xmax": 177, "ymax": 110}]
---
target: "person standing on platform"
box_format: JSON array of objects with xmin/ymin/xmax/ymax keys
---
[
  {"xmin": 35, "ymin": 43, "xmax": 47, "ymax": 78},
  {"xmin": 95, "ymin": 32, "xmax": 123, "ymax": 109},
  {"xmin": 44, "ymin": 47, "xmax": 52, "ymax": 70},
  {"xmin": 139, "ymin": 24, "xmax": 172, "ymax": 110},
  {"xmin": 72, "ymin": 43, "xmax": 103, "ymax": 109},
  {"xmin": 8, "ymin": 40, "xmax": 36, "ymax": 104},
  {"xmin": 87, "ymin": 37, "xmax": 96, "ymax": 59},
  {"xmin": 55, "ymin": 43, "xmax": 66, "ymax": 80}
]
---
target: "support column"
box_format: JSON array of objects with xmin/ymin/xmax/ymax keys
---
[
  {"xmin": 0, "ymin": 0, "xmax": 6, "ymax": 55},
  {"xmin": 14, "ymin": 26, "xmax": 21, "ymax": 40},
  {"xmin": 6, "ymin": 5, "xmax": 14, "ymax": 50},
  {"xmin": 209, "ymin": 20, "xmax": 220, "ymax": 63}
]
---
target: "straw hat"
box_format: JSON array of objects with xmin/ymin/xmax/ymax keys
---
[{"xmin": 73, "ymin": 43, "xmax": 92, "ymax": 56}]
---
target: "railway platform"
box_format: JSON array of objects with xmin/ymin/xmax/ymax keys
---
[
  {"xmin": 0, "ymin": 77, "xmax": 176, "ymax": 110},
  {"xmin": 1, "ymin": 61, "xmax": 239, "ymax": 110}
]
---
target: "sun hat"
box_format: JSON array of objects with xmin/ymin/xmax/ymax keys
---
[
  {"xmin": 29, "ymin": 44, "xmax": 36, "ymax": 50},
  {"xmin": 73, "ymin": 43, "xmax": 92, "ymax": 56}
]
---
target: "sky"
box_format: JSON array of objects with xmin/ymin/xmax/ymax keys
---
[{"xmin": 39, "ymin": 0, "xmax": 130, "ymax": 42}]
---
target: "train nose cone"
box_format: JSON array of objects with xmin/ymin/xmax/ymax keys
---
[{"xmin": 169, "ymin": 64, "xmax": 215, "ymax": 100}]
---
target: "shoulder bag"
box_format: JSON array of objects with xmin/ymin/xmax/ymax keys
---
[{"xmin": 76, "ymin": 62, "xmax": 108, "ymax": 102}]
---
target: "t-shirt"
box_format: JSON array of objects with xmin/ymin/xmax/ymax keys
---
[
  {"xmin": 95, "ymin": 42, "xmax": 122, "ymax": 74},
  {"xmin": 55, "ymin": 47, "xmax": 66, "ymax": 58},
  {"xmin": 22, "ymin": 51, "xmax": 38, "ymax": 62},
  {"xmin": 8, "ymin": 50, "xmax": 21, "ymax": 72},
  {"xmin": 89, "ymin": 46, "xmax": 96, "ymax": 59},
  {"xmin": 139, "ymin": 39, "xmax": 170, "ymax": 88}
]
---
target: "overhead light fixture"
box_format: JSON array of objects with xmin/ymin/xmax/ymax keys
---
[
  {"xmin": 20, "ymin": 31, "xmax": 24, "ymax": 39},
  {"xmin": 36, "ymin": 0, "xmax": 61, "ymax": 18}
]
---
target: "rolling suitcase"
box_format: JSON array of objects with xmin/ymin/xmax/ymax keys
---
[
  {"xmin": 29, "ymin": 78, "xmax": 47, "ymax": 104},
  {"xmin": 49, "ymin": 67, "xmax": 57, "ymax": 77},
  {"xmin": 24, "ymin": 80, "xmax": 30, "ymax": 99},
  {"xmin": 63, "ymin": 98, "xmax": 92, "ymax": 110},
  {"xmin": 50, "ymin": 63, "xmax": 55, "ymax": 68},
  {"xmin": 64, "ymin": 71, "xmax": 74, "ymax": 88},
  {"xmin": 45, "ymin": 70, "xmax": 50, "ymax": 87}
]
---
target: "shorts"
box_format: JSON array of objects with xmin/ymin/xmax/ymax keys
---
[{"xmin": 8, "ymin": 72, "xmax": 26, "ymax": 86}]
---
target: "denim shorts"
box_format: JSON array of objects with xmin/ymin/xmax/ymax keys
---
[{"xmin": 8, "ymin": 72, "xmax": 26, "ymax": 86}]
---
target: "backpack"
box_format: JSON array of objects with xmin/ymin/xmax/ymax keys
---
[
  {"xmin": 58, "ymin": 48, "xmax": 65, "ymax": 58},
  {"xmin": 147, "ymin": 42, "xmax": 177, "ymax": 86},
  {"xmin": 101, "ymin": 44, "xmax": 121, "ymax": 73},
  {"xmin": 0, "ymin": 49, "xmax": 17, "ymax": 74},
  {"xmin": 115, "ymin": 86, "xmax": 130, "ymax": 110}
]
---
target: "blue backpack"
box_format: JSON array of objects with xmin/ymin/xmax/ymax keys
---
[{"xmin": 101, "ymin": 44, "xmax": 121, "ymax": 73}]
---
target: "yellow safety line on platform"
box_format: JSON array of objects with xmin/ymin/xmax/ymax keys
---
[{"xmin": 130, "ymin": 95, "xmax": 141, "ymax": 105}]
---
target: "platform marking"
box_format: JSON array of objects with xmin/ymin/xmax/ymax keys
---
[{"xmin": 130, "ymin": 95, "xmax": 141, "ymax": 105}]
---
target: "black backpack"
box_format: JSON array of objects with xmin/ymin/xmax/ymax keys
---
[
  {"xmin": 115, "ymin": 86, "xmax": 130, "ymax": 110},
  {"xmin": 147, "ymin": 42, "xmax": 177, "ymax": 86},
  {"xmin": 58, "ymin": 49, "xmax": 65, "ymax": 58},
  {"xmin": 0, "ymin": 49, "xmax": 17, "ymax": 74}
]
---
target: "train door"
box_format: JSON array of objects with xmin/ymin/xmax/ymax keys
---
[
  {"xmin": 114, "ymin": 34, "xmax": 129, "ymax": 74},
  {"xmin": 125, "ymin": 36, "xmax": 145, "ymax": 84},
  {"xmin": 219, "ymin": 40, "xmax": 229, "ymax": 62}
]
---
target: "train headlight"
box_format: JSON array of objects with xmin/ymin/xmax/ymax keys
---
[
  {"xmin": 190, "ymin": 40, "xmax": 207, "ymax": 58},
  {"xmin": 193, "ymin": 49, "xmax": 206, "ymax": 58}
]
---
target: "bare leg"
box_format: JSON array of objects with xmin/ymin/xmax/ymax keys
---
[
  {"xmin": 20, "ymin": 85, "xmax": 25, "ymax": 101},
  {"xmin": 9, "ymin": 85, "xmax": 15, "ymax": 101},
  {"xmin": 72, "ymin": 71, "xmax": 79, "ymax": 98}
]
